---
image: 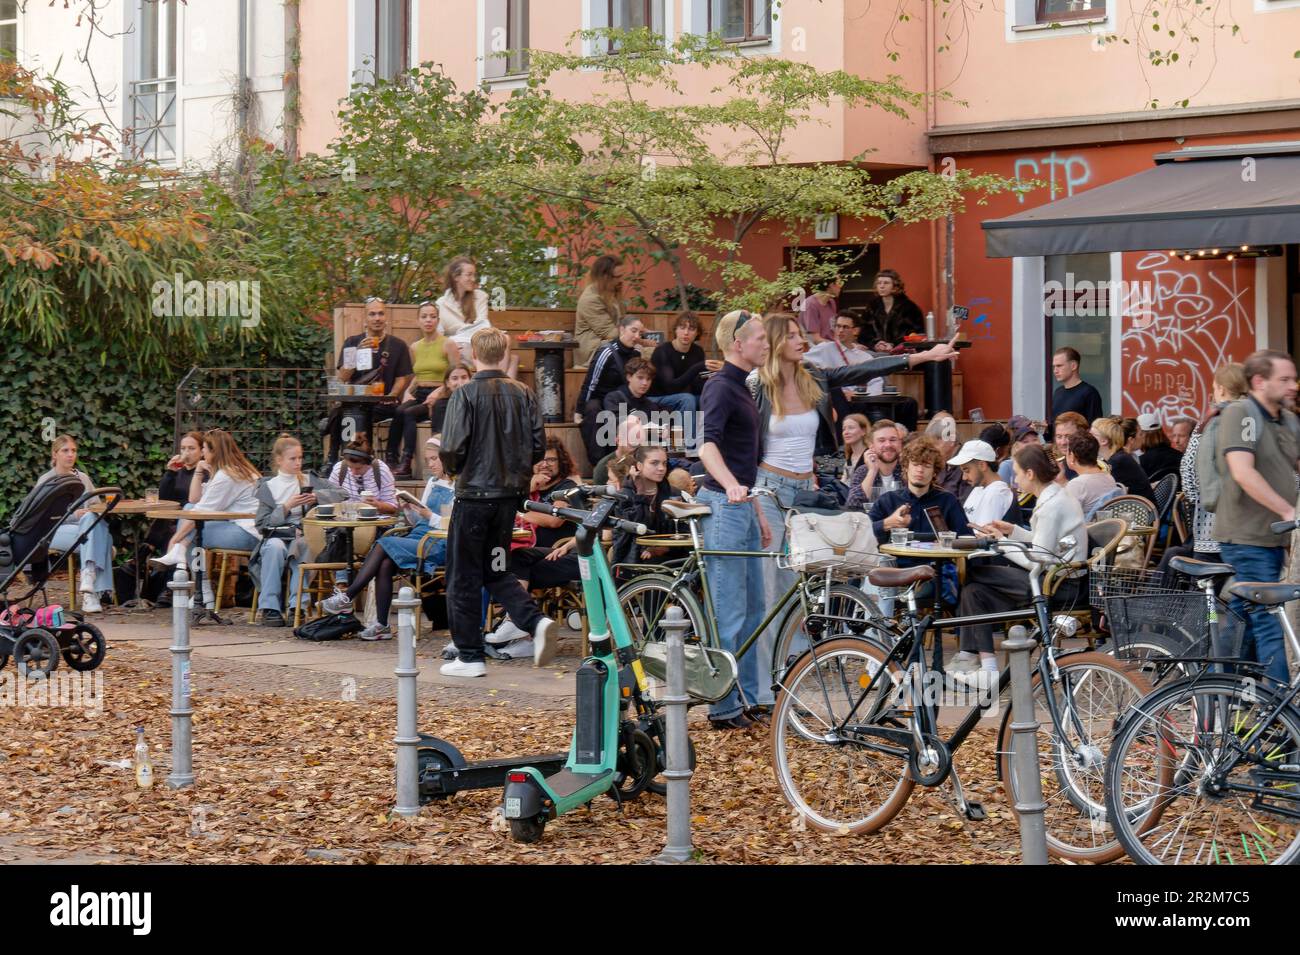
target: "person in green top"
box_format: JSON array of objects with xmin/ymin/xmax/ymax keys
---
[{"xmin": 388, "ymin": 301, "xmax": 457, "ymax": 477}]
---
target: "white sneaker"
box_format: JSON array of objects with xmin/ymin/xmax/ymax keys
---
[
  {"xmin": 952, "ymin": 668, "xmax": 999, "ymax": 691},
  {"xmin": 947, "ymin": 656, "xmax": 980, "ymax": 674},
  {"xmin": 533, "ymin": 616, "xmax": 558, "ymax": 667},
  {"xmin": 79, "ymin": 591, "xmax": 103, "ymax": 614},
  {"xmin": 358, "ymin": 624, "xmax": 393, "ymax": 642},
  {"xmin": 485, "ymin": 617, "xmax": 529, "ymax": 645},
  {"xmin": 440, "ymin": 658, "xmax": 487, "ymax": 678},
  {"xmin": 500, "ymin": 637, "xmax": 534, "ymax": 659},
  {"xmin": 320, "ymin": 592, "xmax": 352, "ymax": 615},
  {"xmin": 79, "ymin": 565, "xmax": 97, "ymax": 592},
  {"xmin": 149, "ymin": 543, "xmax": 187, "ymax": 570}
]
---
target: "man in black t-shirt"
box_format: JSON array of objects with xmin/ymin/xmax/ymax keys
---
[
  {"xmin": 1047, "ymin": 346, "xmax": 1103, "ymax": 440},
  {"xmin": 329, "ymin": 297, "xmax": 413, "ymax": 466}
]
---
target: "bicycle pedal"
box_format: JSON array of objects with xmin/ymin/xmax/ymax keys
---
[{"xmin": 963, "ymin": 801, "xmax": 987, "ymax": 822}]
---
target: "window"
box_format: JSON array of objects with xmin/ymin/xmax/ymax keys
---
[
  {"xmin": 0, "ymin": 0, "xmax": 17, "ymax": 62},
  {"xmin": 484, "ymin": 0, "xmax": 529, "ymax": 80},
  {"xmin": 1044, "ymin": 253, "xmax": 1111, "ymax": 412},
  {"xmin": 375, "ymin": 0, "xmax": 410, "ymax": 82},
  {"xmin": 1035, "ymin": 0, "xmax": 1105, "ymax": 23},
  {"xmin": 708, "ymin": 0, "xmax": 771, "ymax": 41},
  {"xmin": 130, "ymin": 0, "xmax": 178, "ymax": 162}
]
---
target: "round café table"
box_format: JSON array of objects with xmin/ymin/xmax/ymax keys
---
[
  {"xmin": 302, "ymin": 515, "xmax": 398, "ymax": 584},
  {"xmin": 89, "ymin": 498, "xmax": 163, "ymax": 611},
  {"xmin": 428, "ymin": 527, "xmax": 532, "ymax": 541},
  {"xmin": 880, "ymin": 539, "xmax": 976, "ymax": 673},
  {"xmin": 147, "ymin": 509, "xmax": 256, "ymax": 625}
]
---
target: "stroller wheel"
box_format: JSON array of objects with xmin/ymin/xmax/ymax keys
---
[
  {"xmin": 62, "ymin": 622, "xmax": 106, "ymax": 671},
  {"xmin": 14, "ymin": 629, "xmax": 59, "ymax": 679}
]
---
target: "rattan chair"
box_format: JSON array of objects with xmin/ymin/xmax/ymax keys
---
[
  {"xmin": 1095, "ymin": 495, "xmax": 1158, "ymax": 568},
  {"xmin": 292, "ymin": 510, "xmax": 378, "ymax": 629},
  {"xmin": 1044, "ymin": 518, "xmax": 1129, "ymax": 644}
]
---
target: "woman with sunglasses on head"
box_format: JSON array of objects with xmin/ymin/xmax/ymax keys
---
[{"xmin": 387, "ymin": 301, "xmax": 457, "ymax": 478}]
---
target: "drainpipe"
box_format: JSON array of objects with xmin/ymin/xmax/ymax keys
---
[
  {"xmin": 234, "ymin": 0, "xmax": 249, "ymax": 178},
  {"xmin": 284, "ymin": 0, "xmax": 300, "ymax": 161},
  {"xmin": 926, "ymin": 0, "xmax": 942, "ymax": 323}
]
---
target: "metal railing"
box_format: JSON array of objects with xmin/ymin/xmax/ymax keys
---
[{"xmin": 129, "ymin": 77, "xmax": 178, "ymax": 163}]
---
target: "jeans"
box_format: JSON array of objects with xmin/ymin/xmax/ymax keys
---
[
  {"xmin": 256, "ymin": 537, "xmax": 305, "ymax": 612},
  {"xmin": 446, "ymin": 498, "xmax": 544, "ymax": 663},
  {"xmin": 754, "ymin": 469, "xmax": 814, "ymax": 706},
  {"xmin": 1219, "ymin": 543, "xmax": 1290, "ymax": 685},
  {"xmin": 653, "ymin": 392, "xmax": 698, "ymax": 449},
  {"xmin": 697, "ymin": 486, "xmax": 766, "ymax": 719},
  {"xmin": 50, "ymin": 514, "xmax": 114, "ymax": 593}
]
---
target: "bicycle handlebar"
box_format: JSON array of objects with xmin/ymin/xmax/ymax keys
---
[
  {"xmin": 525, "ymin": 487, "xmax": 648, "ymax": 537},
  {"xmin": 1272, "ymin": 519, "xmax": 1300, "ymax": 535}
]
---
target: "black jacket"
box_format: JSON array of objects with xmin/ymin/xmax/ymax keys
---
[
  {"xmin": 1139, "ymin": 444, "xmax": 1182, "ymax": 484},
  {"xmin": 602, "ymin": 385, "xmax": 666, "ymax": 419},
  {"xmin": 610, "ymin": 477, "xmax": 679, "ymax": 566},
  {"xmin": 650, "ymin": 341, "xmax": 707, "ymax": 397},
  {"xmin": 579, "ymin": 340, "xmax": 640, "ymax": 407},
  {"xmin": 1107, "ymin": 450, "xmax": 1155, "ymax": 503},
  {"xmin": 439, "ymin": 370, "xmax": 546, "ymax": 499},
  {"xmin": 856, "ymin": 293, "xmax": 925, "ymax": 347}
]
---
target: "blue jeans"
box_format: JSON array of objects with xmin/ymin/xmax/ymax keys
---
[
  {"xmin": 256, "ymin": 537, "xmax": 305, "ymax": 612},
  {"xmin": 698, "ymin": 487, "xmax": 766, "ymax": 719},
  {"xmin": 51, "ymin": 514, "xmax": 114, "ymax": 593},
  {"xmin": 755, "ymin": 468, "xmax": 814, "ymax": 706},
  {"xmin": 179, "ymin": 517, "xmax": 259, "ymax": 608},
  {"xmin": 1219, "ymin": 543, "xmax": 1289, "ymax": 685},
  {"xmin": 653, "ymin": 392, "xmax": 698, "ymax": 449}
]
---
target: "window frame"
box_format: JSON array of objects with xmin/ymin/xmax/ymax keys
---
[
  {"xmin": 607, "ymin": 0, "xmax": 663, "ymax": 50},
  {"xmin": 0, "ymin": 0, "xmax": 18, "ymax": 63},
  {"xmin": 707, "ymin": 0, "xmax": 772, "ymax": 43},
  {"xmin": 375, "ymin": 0, "xmax": 411, "ymax": 83},
  {"xmin": 1034, "ymin": 0, "xmax": 1107, "ymax": 24},
  {"xmin": 504, "ymin": 0, "xmax": 529, "ymax": 77}
]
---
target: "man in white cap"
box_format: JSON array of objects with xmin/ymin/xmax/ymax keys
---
[{"xmin": 949, "ymin": 439, "xmax": 1012, "ymax": 526}]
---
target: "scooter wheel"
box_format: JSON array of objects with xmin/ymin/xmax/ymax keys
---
[
  {"xmin": 646, "ymin": 738, "xmax": 696, "ymax": 798},
  {"xmin": 611, "ymin": 728, "xmax": 657, "ymax": 801},
  {"xmin": 510, "ymin": 817, "xmax": 546, "ymax": 843}
]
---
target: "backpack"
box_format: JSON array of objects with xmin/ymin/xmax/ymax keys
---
[{"xmin": 294, "ymin": 612, "xmax": 363, "ymax": 642}]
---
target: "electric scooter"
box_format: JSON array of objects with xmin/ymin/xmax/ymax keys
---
[
  {"xmin": 415, "ymin": 486, "xmax": 672, "ymax": 819},
  {"xmin": 501, "ymin": 485, "xmax": 686, "ymax": 843}
]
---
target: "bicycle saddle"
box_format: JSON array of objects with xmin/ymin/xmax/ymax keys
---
[
  {"xmin": 867, "ymin": 565, "xmax": 935, "ymax": 588},
  {"xmin": 661, "ymin": 500, "xmax": 712, "ymax": 521},
  {"xmin": 1169, "ymin": 556, "xmax": 1235, "ymax": 579},
  {"xmin": 1225, "ymin": 582, "xmax": 1300, "ymax": 607}
]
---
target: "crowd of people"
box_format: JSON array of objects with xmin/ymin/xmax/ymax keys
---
[{"xmin": 40, "ymin": 250, "xmax": 1299, "ymax": 705}]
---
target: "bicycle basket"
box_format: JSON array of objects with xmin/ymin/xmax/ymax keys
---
[
  {"xmin": 1088, "ymin": 564, "xmax": 1186, "ymax": 619},
  {"xmin": 1104, "ymin": 591, "xmax": 1244, "ymax": 661},
  {"xmin": 783, "ymin": 511, "xmax": 882, "ymax": 575}
]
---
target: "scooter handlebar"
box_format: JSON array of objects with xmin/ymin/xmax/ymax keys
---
[{"xmin": 525, "ymin": 495, "xmax": 645, "ymax": 536}]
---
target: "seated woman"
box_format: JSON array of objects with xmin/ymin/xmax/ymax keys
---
[
  {"xmin": 321, "ymin": 438, "xmax": 456, "ymax": 640},
  {"xmin": 953, "ymin": 444, "xmax": 1087, "ymax": 688},
  {"xmin": 387, "ymin": 301, "xmax": 457, "ymax": 478},
  {"xmin": 839, "ymin": 414, "xmax": 871, "ymax": 483},
  {"xmin": 610, "ymin": 446, "xmax": 680, "ymax": 567},
  {"xmin": 327, "ymin": 439, "xmax": 399, "ymax": 513},
  {"xmin": 424, "ymin": 363, "xmax": 474, "ymax": 436},
  {"xmin": 142, "ymin": 431, "xmax": 208, "ymax": 604},
  {"xmin": 150, "ymin": 430, "xmax": 261, "ymax": 609},
  {"xmin": 39, "ymin": 434, "xmax": 113, "ymax": 613},
  {"xmin": 249, "ymin": 434, "xmax": 347, "ymax": 627}
]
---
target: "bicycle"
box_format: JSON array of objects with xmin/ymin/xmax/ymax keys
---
[
  {"xmin": 1104, "ymin": 522, "xmax": 1300, "ymax": 865},
  {"xmin": 616, "ymin": 487, "xmax": 892, "ymax": 702},
  {"xmin": 770, "ymin": 536, "xmax": 1153, "ymax": 863}
]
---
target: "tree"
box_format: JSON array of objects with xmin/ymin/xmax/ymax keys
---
[{"xmin": 481, "ymin": 29, "xmax": 1021, "ymax": 313}]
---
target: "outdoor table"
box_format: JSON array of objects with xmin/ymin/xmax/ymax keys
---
[
  {"xmin": 634, "ymin": 533, "xmax": 694, "ymax": 549},
  {"xmin": 147, "ymin": 509, "xmax": 256, "ymax": 625},
  {"xmin": 90, "ymin": 498, "xmax": 161, "ymax": 611},
  {"xmin": 880, "ymin": 539, "xmax": 975, "ymax": 673},
  {"xmin": 896, "ymin": 339, "xmax": 972, "ymax": 418},
  {"xmin": 428, "ymin": 527, "xmax": 532, "ymax": 541},
  {"xmin": 322, "ymin": 392, "xmax": 399, "ymax": 452},
  {"xmin": 302, "ymin": 515, "xmax": 398, "ymax": 583},
  {"xmin": 517, "ymin": 339, "xmax": 578, "ymax": 424}
]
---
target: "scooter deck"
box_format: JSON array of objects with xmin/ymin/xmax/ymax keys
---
[
  {"xmin": 420, "ymin": 752, "xmax": 569, "ymax": 798},
  {"xmin": 545, "ymin": 768, "xmax": 614, "ymax": 801}
]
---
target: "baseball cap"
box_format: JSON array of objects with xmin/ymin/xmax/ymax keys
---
[
  {"xmin": 1007, "ymin": 414, "xmax": 1039, "ymax": 441},
  {"xmin": 947, "ymin": 440, "xmax": 997, "ymax": 467},
  {"xmin": 1137, "ymin": 413, "xmax": 1162, "ymax": 432}
]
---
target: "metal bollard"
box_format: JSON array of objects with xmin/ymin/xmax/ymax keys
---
[
  {"xmin": 654, "ymin": 606, "xmax": 694, "ymax": 864},
  {"xmin": 1004, "ymin": 624, "xmax": 1048, "ymax": 864},
  {"xmin": 167, "ymin": 567, "xmax": 195, "ymax": 789},
  {"xmin": 393, "ymin": 586, "xmax": 421, "ymax": 817}
]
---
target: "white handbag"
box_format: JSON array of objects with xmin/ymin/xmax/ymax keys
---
[{"xmin": 784, "ymin": 511, "xmax": 881, "ymax": 574}]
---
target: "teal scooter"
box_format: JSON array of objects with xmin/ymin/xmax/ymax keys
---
[{"xmin": 502, "ymin": 485, "xmax": 729, "ymax": 843}]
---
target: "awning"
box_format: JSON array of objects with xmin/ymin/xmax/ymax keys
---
[{"xmin": 982, "ymin": 143, "xmax": 1300, "ymax": 258}]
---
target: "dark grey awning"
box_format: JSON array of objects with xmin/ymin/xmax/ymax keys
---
[{"xmin": 982, "ymin": 145, "xmax": 1300, "ymax": 258}]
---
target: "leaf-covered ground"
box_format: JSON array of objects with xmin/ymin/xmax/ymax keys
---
[{"xmin": 0, "ymin": 647, "xmax": 1038, "ymax": 864}]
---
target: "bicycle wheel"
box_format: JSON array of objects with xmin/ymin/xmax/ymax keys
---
[
  {"xmin": 1106, "ymin": 629, "xmax": 1204, "ymax": 687},
  {"xmin": 997, "ymin": 651, "xmax": 1151, "ymax": 863},
  {"xmin": 618, "ymin": 573, "xmax": 709, "ymax": 702},
  {"xmin": 772, "ymin": 582, "xmax": 887, "ymax": 684},
  {"xmin": 1106, "ymin": 674, "xmax": 1300, "ymax": 865},
  {"xmin": 770, "ymin": 636, "xmax": 914, "ymax": 834}
]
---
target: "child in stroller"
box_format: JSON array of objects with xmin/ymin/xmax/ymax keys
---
[{"xmin": 0, "ymin": 474, "xmax": 118, "ymax": 677}]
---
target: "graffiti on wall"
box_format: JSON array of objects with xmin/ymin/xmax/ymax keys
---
[
  {"xmin": 1121, "ymin": 253, "xmax": 1255, "ymax": 423},
  {"xmin": 1013, "ymin": 152, "xmax": 1092, "ymax": 203}
]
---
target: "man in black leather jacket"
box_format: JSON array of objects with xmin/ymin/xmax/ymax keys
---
[{"xmin": 439, "ymin": 328, "xmax": 557, "ymax": 676}]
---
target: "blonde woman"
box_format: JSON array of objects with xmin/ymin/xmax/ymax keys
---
[
  {"xmin": 39, "ymin": 435, "xmax": 113, "ymax": 613},
  {"xmin": 1091, "ymin": 416, "xmax": 1154, "ymax": 502},
  {"xmin": 388, "ymin": 300, "xmax": 458, "ymax": 477},
  {"xmin": 574, "ymin": 255, "xmax": 624, "ymax": 365},
  {"xmin": 152, "ymin": 430, "xmax": 261, "ymax": 608},
  {"xmin": 746, "ymin": 312, "xmax": 957, "ymax": 713}
]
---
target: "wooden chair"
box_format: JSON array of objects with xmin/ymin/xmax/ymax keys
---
[
  {"xmin": 1094, "ymin": 495, "xmax": 1158, "ymax": 569},
  {"xmin": 1172, "ymin": 492, "xmax": 1194, "ymax": 546},
  {"xmin": 292, "ymin": 511, "xmax": 378, "ymax": 629},
  {"xmin": 388, "ymin": 527, "xmax": 448, "ymax": 640},
  {"xmin": 1044, "ymin": 517, "xmax": 1129, "ymax": 644},
  {"xmin": 208, "ymin": 548, "xmax": 257, "ymax": 622}
]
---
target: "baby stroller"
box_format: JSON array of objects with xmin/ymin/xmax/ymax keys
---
[{"xmin": 0, "ymin": 475, "xmax": 120, "ymax": 677}]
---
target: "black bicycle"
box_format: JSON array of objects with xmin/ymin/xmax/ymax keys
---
[
  {"xmin": 770, "ymin": 535, "xmax": 1152, "ymax": 863},
  {"xmin": 1104, "ymin": 520, "xmax": 1300, "ymax": 865}
]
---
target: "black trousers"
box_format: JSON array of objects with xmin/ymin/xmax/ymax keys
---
[
  {"xmin": 326, "ymin": 400, "xmax": 399, "ymax": 464},
  {"xmin": 580, "ymin": 398, "xmax": 608, "ymax": 467},
  {"xmin": 387, "ymin": 387, "xmax": 435, "ymax": 462},
  {"xmin": 957, "ymin": 563, "xmax": 1082, "ymax": 654},
  {"xmin": 446, "ymin": 497, "xmax": 543, "ymax": 662},
  {"xmin": 509, "ymin": 546, "xmax": 581, "ymax": 589}
]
